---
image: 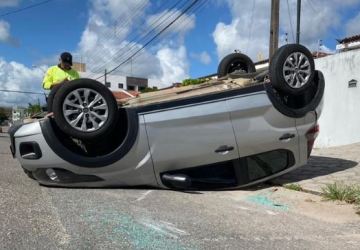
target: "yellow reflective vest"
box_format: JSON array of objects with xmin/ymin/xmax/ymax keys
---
[{"xmin": 42, "ymin": 65, "xmax": 80, "ymax": 90}]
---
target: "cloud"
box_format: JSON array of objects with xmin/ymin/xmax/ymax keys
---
[
  {"xmin": 77, "ymin": 0, "xmax": 194, "ymax": 87},
  {"xmin": 346, "ymin": 13, "xmax": 360, "ymax": 36},
  {"xmin": 191, "ymin": 51, "xmax": 211, "ymax": 65},
  {"xmin": 146, "ymin": 10, "xmax": 195, "ymax": 38},
  {"xmin": 156, "ymin": 45, "xmax": 189, "ymax": 84},
  {"xmin": 0, "ymin": 58, "xmax": 45, "ymax": 107},
  {"xmin": 0, "ymin": 20, "xmax": 18, "ymax": 46},
  {"xmin": 212, "ymin": 0, "xmax": 360, "ymax": 61},
  {"xmin": 0, "ymin": 0, "xmax": 19, "ymax": 7}
]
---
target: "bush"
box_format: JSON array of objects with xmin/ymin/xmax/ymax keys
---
[
  {"xmin": 181, "ymin": 78, "xmax": 207, "ymax": 86},
  {"xmin": 322, "ymin": 182, "xmax": 360, "ymax": 205},
  {"xmin": 140, "ymin": 87, "xmax": 158, "ymax": 93}
]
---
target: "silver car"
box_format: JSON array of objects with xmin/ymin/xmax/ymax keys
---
[{"xmin": 9, "ymin": 44, "xmax": 324, "ymax": 189}]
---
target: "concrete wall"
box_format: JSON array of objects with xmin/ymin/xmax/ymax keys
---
[{"xmin": 314, "ymin": 50, "xmax": 360, "ymax": 148}]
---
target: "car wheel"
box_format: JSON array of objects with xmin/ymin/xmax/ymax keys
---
[
  {"xmin": 53, "ymin": 78, "xmax": 119, "ymax": 140},
  {"xmin": 218, "ymin": 53, "xmax": 256, "ymax": 77},
  {"xmin": 265, "ymin": 70, "xmax": 325, "ymax": 118},
  {"xmin": 270, "ymin": 44, "xmax": 315, "ymax": 95}
]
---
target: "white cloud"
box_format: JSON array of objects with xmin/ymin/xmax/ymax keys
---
[
  {"xmin": 0, "ymin": 20, "xmax": 18, "ymax": 46},
  {"xmin": 0, "ymin": 20, "xmax": 11, "ymax": 42},
  {"xmin": 346, "ymin": 13, "xmax": 360, "ymax": 36},
  {"xmin": 77, "ymin": 0, "xmax": 195, "ymax": 87},
  {"xmin": 156, "ymin": 45, "xmax": 189, "ymax": 84},
  {"xmin": 213, "ymin": 0, "xmax": 360, "ymax": 61},
  {"xmin": 191, "ymin": 51, "xmax": 211, "ymax": 65},
  {"xmin": 146, "ymin": 10, "xmax": 195, "ymax": 38},
  {"xmin": 0, "ymin": 0, "xmax": 19, "ymax": 7},
  {"xmin": 0, "ymin": 58, "xmax": 45, "ymax": 107}
]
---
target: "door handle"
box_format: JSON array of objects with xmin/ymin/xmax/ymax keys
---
[
  {"xmin": 215, "ymin": 145, "xmax": 234, "ymax": 155},
  {"xmin": 279, "ymin": 133, "xmax": 295, "ymax": 141}
]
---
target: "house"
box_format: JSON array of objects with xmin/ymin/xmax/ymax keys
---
[
  {"xmin": 336, "ymin": 34, "xmax": 360, "ymax": 52},
  {"xmin": 77, "ymin": 63, "xmax": 162, "ymax": 92}
]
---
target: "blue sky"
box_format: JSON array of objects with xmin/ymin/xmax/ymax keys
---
[
  {"xmin": 0, "ymin": 0, "xmax": 360, "ymax": 105},
  {"xmin": 0, "ymin": 0, "xmax": 356, "ymax": 76},
  {"xmin": 0, "ymin": 0, "xmax": 229, "ymax": 77}
]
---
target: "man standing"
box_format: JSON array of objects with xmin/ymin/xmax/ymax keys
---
[
  {"xmin": 43, "ymin": 52, "xmax": 80, "ymax": 90},
  {"xmin": 43, "ymin": 52, "xmax": 80, "ymax": 112}
]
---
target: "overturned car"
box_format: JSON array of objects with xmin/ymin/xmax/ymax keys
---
[{"xmin": 9, "ymin": 44, "xmax": 324, "ymax": 189}]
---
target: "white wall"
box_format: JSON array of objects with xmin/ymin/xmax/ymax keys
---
[
  {"xmin": 314, "ymin": 50, "xmax": 360, "ymax": 148},
  {"xmin": 80, "ymin": 73, "xmax": 127, "ymax": 91}
]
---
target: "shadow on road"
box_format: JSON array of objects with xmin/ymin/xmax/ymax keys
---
[{"xmin": 271, "ymin": 155, "xmax": 358, "ymax": 184}]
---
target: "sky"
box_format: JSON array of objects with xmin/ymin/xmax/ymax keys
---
[{"xmin": 0, "ymin": 0, "xmax": 360, "ymax": 106}]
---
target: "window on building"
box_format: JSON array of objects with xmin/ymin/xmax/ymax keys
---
[
  {"xmin": 118, "ymin": 83, "xmax": 124, "ymax": 89},
  {"xmin": 105, "ymin": 82, "xmax": 111, "ymax": 88},
  {"xmin": 127, "ymin": 85, "xmax": 135, "ymax": 91}
]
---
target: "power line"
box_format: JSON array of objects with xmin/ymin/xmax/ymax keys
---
[
  {"xmin": 110, "ymin": 0, "xmax": 208, "ymax": 79},
  {"xmin": 0, "ymin": 0, "xmax": 56, "ymax": 18},
  {"xmin": 82, "ymin": 0, "xmax": 150, "ymax": 77},
  {"xmin": 87, "ymin": 0, "xmax": 187, "ymax": 78},
  {"xmin": 246, "ymin": 0, "xmax": 256, "ymax": 54},
  {"xmin": 306, "ymin": 0, "xmax": 317, "ymax": 13},
  {"xmin": 96, "ymin": 0, "xmax": 202, "ymax": 80},
  {"xmin": 286, "ymin": 0, "xmax": 296, "ymax": 43},
  {"xmin": 0, "ymin": 89, "xmax": 44, "ymax": 95}
]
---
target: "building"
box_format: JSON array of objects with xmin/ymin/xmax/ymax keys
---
[
  {"xmin": 77, "ymin": 63, "xmax": 162, "ymax": 92},
  {"xmin": 312, "ymin": 51, "xmax": 332, "ymax": 59},
  {"xmin": 72, "ymin": 62, "xmax": 86, "ymax": 72},
  {"xmin": 314, "ymin": 48, "xmax": 360, "ymax": 148},
  {"xmin": 12, "ymin": 107, "xmax": 28, "ymax": 124},
  {"xmin": 336, "ymin": 34, "xmax": 360, "ymax": 52}
]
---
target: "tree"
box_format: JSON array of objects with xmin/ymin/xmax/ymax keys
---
[
  {"xmin": 27, "ymin": 103, "xmax": 41, "ymax": 116},
  {"xmin": 0, "ymin": 107, "xmax": 9, "ymax": 123}
]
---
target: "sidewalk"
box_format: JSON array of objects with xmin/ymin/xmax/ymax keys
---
[
  {"xmin": 0, "ymin": 133, "xmax": 9, "ymax": 137},
  {"xmin": 271, "ymin": 143, "xmax": 360, "ymax": 194}
]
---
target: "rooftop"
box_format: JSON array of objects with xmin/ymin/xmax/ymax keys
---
[{"xmin": 337, "ymin": 34, "xmax": 360, "ymax": 44}]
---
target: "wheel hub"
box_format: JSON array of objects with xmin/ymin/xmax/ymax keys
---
[
  {"xmin": 282, "ymin": 52, "xmax": 311, "ymax": 89},
  {"xmin": 62, "ymin": 88, "xmax": 109, "ymax": 132}
]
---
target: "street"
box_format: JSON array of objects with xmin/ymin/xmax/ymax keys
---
[{"xmin": 1, "ymin": 136, "xmax": 360, "ymax": 250}]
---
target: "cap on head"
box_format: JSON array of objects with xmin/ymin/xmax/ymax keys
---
[{"xmin": 60, "ymin": 52, "xmax": 73, "ymax": 66}]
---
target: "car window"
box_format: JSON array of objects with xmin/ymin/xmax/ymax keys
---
[{"xmin": 247, "ymin": 150, "xmax": 294, "ymax": 181}]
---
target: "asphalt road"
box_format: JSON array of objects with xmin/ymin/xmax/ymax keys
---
[{"xmin": 0, "ymin": 136, "xmax": 359, "ymax": 250}]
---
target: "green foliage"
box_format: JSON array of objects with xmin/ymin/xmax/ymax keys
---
[
  {"xmin": 27, "ymin": 103, "xmax": 42, "ymax": 116},
  {"xmin": 181, "ymin": 78, "xmax": 207, "ymax": 86},
  {"xmin": 0, "ymin": 107, "xmax": 10, "ymax": 122},
  {"xmin": 322, "ymin": 182, "xmax": 360, "ymax": 204},
  {"xmin": 284, "ymin": 183, "xmax": 303, "ymax": 191},
  {"xmin": 140, "ymin": 87, "xmax": 158, "ymax": 93}
]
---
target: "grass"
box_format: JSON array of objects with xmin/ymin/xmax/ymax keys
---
[
  {"xmin": 322, "ymin": 182, "xmax": 360, "ymax": 214},
  {"xmin": 284, "ymin": 183, "xmax": 303, "ymax": 191}
]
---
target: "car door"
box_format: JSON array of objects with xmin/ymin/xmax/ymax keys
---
[
  {"xmin": 143, "ymin": 100, "xmax": 239, "ymax": 185},
  {"xmin": 226, "ymin": 92, "xmax": 300, "ymax": 184}
]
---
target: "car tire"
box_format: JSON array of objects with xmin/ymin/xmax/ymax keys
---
[
  {"xmin": 270, "ymin": 44, "xmax": 315, "ymax": 95},
  {"xmin": 47, "ymin": 84, "xmax": 63, "ymax": 112},
  {"xmin": 53, "ymin": 78, "xmax": 119, "ymax": 140},
  {"xmin": 218, "ymin": 53, "xmax": 256, "ymax": 77},
  {"xmin": 265, "ymin": 70, "xmax": 325, "ymax": 118}
]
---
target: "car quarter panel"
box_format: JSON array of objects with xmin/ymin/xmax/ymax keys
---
[
  {"xmin": 295, "ymin": 111, "xmax": 317, "ymax": 164},
  {"xmin": 226, "ymin": 92, "xmax": 301, "ymax": 166},
  {"xmin": 13, "ymin": 118, "xmax": 158, "ymax": 187}
]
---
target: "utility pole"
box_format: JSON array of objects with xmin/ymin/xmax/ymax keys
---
[
  {"xmin": 269, "ymin": 0, "xmax": 280, "ymax": 60},
  {"xmin": 296, "ymin": 0, "xmax": 301, "ymax": 44},
  {"xmin": 104, "ymin": 69, "xmax": 107, "ymax": 85}
]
